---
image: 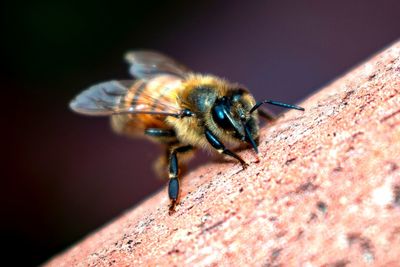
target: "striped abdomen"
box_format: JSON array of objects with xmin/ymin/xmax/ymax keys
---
[{"xmin": 111, "ymin": 75, "xmax": 183, "ymax": 137}]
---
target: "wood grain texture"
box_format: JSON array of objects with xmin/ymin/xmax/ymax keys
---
[{"xmin": 45, "ymin": 41, "xmax": 400, "ymax": 267}]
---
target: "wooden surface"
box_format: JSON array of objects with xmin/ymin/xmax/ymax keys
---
[{"xmin": 45, "ymin": 41, "xmax": 400, "ymax": 266}]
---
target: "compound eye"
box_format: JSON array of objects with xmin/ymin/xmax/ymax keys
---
[{"xmin": 212, "ymin": 101, "xmax": 234, "ymax": 130}]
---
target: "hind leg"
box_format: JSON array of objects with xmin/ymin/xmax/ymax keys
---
[
  {"xmin": 145, "ymin": 128, "xmax": 196, "ymax": 211},
  {"xmin": 153, "ymin": 146, "xmax": 195, "ymax": 179}
]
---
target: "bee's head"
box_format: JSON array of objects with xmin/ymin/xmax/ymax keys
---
[{"xmin": 211, "ymin": 88, "xmax": 260, "ymax": 153}]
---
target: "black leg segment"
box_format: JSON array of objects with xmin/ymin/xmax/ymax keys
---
[
  {"xmin": 168, "ymin": 178, "xmax": 179, "ymax": 201},
  {"xmin": 205, "ymin": 129, "xmax": 247, "ymax": 168},
  {"xmin": 168, "ymin": 145, "xmax": 193, "ymax": 211},
  {"xmin": 145, "ymin": 128, "xmax": 175, "ymax": 137}
]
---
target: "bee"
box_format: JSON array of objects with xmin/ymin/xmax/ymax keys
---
[{"xmin": 70, "ymin": 51, "xmax": 304, "ymax": 211}]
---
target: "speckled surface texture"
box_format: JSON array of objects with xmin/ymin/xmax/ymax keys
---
[{"xmin": 45, "ymin": 41, "xmax": 400, "ymax": 267}]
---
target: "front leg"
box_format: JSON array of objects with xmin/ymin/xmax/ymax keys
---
[{"xmin": 205, "ymin": 129, "xmax": 248, "ymax": 169}]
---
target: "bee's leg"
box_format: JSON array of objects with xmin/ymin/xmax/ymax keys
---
[
  {"xmin": 205, "ymin": 129, "xmax": 248, "ymax": 169},
  {"xmin": 168, "ymin": 145, "xmax": 193, "ymax": 212},
  {"xmin": 144, "ymin": 128, "xmax": 176, "ymax": 138},
  {"xmin": 258, "ymin": 109, "xmax": 276, "ymax": 122},
  {"xmin": 145, "ymin": 128, "xmax": 178, "ymax": 178}
]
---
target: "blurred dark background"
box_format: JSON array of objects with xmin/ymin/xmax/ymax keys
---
[{"xmin": 1, "ymin": 0, "xmax": 399, "ymax": 265}]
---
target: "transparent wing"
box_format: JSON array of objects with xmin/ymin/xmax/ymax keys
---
[
  {"xmin": 69, "ymin": 80, "xmax": 181, "ymax": 116},
  {"xmin": 124, "ymin": 50, "xmax": 190, "ymax": 79}
]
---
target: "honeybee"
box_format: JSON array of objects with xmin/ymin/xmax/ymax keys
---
[{"xmin": 70, "ymin": 51, "xmax": 304, "ymax": 211}]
